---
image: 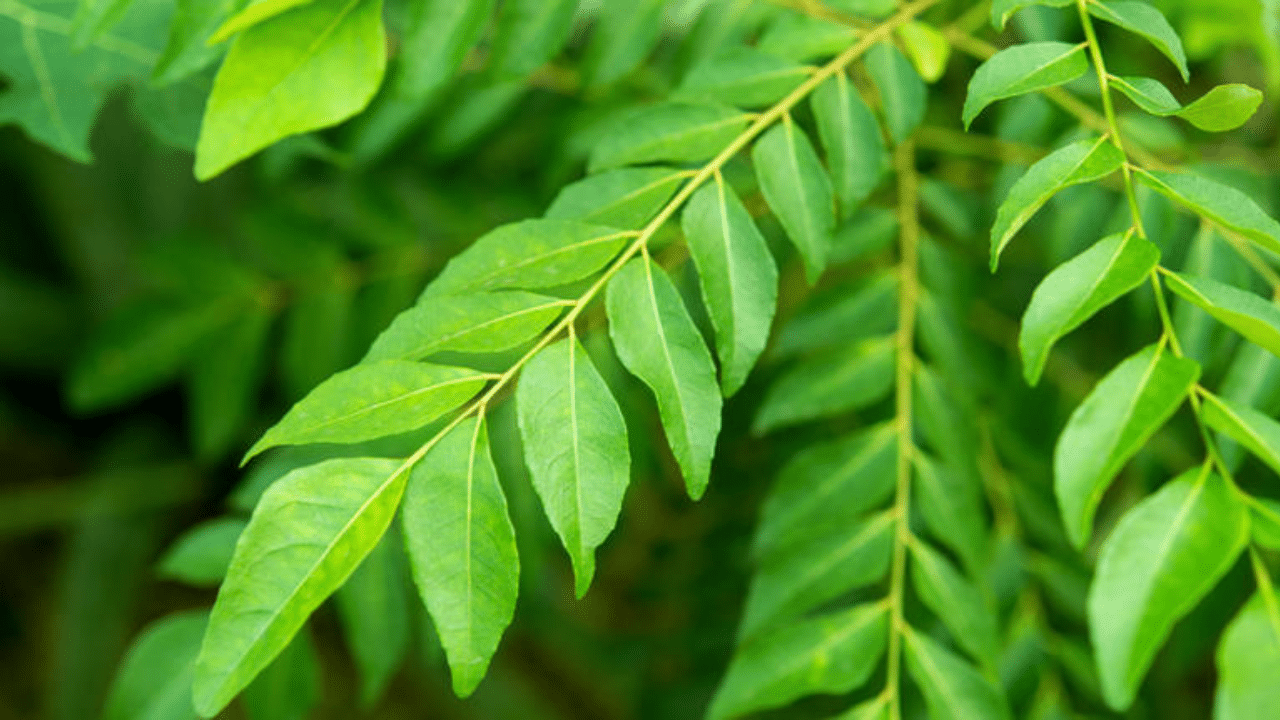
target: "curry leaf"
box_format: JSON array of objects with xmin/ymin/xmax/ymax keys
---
[
  {"xmin": 1134, "ymin": 169, "xmax": 1280, "ymax": 256},
  {"xmin": 364, "ymin": 291, "xmax": 568, "ymax": 362},
  {"xmin": 753, "ymin": 117, "xmax": 837, "ymax": 283},
  {"xmin": 811, "ymin": 72, "xmax": 889, "ymax": 218},
  {"xmin": 1163, "ymin": 271, "xmax": 1280, "ymax": 358},
  {"xmin": 905, "ymin": 628, "xmax": 1013, "ymax": 720},
  {"xmin": 963, "ymin": 41, "xmax": 1089, "ymax": 128},
  {"xmin": 1087, "ymin": 0, "xmax": 1188, "ymax": 81}
]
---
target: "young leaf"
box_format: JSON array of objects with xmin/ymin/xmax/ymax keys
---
[
  {"xmin": 402, "ymin": 416, "xmax": 519, "ymax": 697},
  {"xmin": 1019, "ymin": 233, "xmax": 1160, "ymax": 385},
  {"xmin": 910, "ymin": 541, "xmax": 1000, "ymax": 671},
  {"xmin": 606, "ymin": 259, "xmax": 722, "ymax": 499},
  {"xmin": 1163, "ymin": 271, "xmax": 1280, "ymax": 358},
  {"xmin": 1134, "ymin": 169, "xmax": 1280, "ymax": 256},
  {"xmin": 246, "ymin": 362, "xmax": 490, "ymax": 461},
  {"xmin": 676, "ymin": 47, "xmax": 812, "ymax": 108},
  {"xmin": 896, "ymin": 22, "xmax": 951, "ymax": 83},
  {"xmin": 103, "ymin": 611, "xmax": 207, "ymax": 720},
  {"xmin": 192, "ymin": 457, "xmax": 406, "ymax": 716},
  {"xmin": 1088, "ymin": 468, "xmax": 1249, "ymax": 710},
  {"xmin": 1111, "ymin": 77, "xmax": 1264, "ymax": 132},
  {"xmin": 811, "ymin": 73, "xmax": 889, "ymax": 218},
  {"xmin": 334, "ymin": 533, "xmax": 410, "ymax": 708},
  {"xmin": 545, "ymin": 167, "xmax": 688, "ymax": 229},
  {"xmin": 156, "ymin": 517, "xmax": 246, "ymax": 587},
  {"xmin": 681, "ymin": 179, "xmax": 779, "ymax": 396},
  {"xmin": 195, "ymin": 0, "xmax": 387, "ymax": 179},
  {"xmin": 241, "ymin": 631, "xmax": 320, "ymax": 720},
  {"xmin": 1054, "ymin": 343, "xmax": 1200, "ymax": 548},
  {"xmin": 588, "ymin": 103, "xmax": 752, "ymax": 173},
  {"xmin": 963, "ymin": 41, "xmax": 1089, "ymax": 128},
  {"xmin": 904, "ymin": 628, "xmax": 1013, "ymax": 720},
  {"xmin": 516, "ymin": 338, "xmax": 631, "ymax": 598},
  {"xmin": 709, "ymin": 604, "xmax": 889, "ymax": 720},
  {"xmin": 488, "ymin": 0, "xmax": 576, "ymax": 78},
  {"xmin": 752, "ymin": 117, "xmax": 837, "ymax": 283},
  {"xmin": 1087, "ymin": 0, "xmax": 1189, "ymax": 81},
  {"xmin": 364, "ymin": 291, "xmax": 567, "ymax": 362},
  {"xmin": 866, "ymin": 41, "xmax": 927, "ymax": 142},
  {"xmin": 991, "ymin": 0, "xmax": 1073, "ymax": 30},
  {"xmin": 1199, "ymin": 392, "xmax": 1280, "ymax": 476},
  {"xmin": 990, "ymin": 137, "xmax": 1126, "ymax": 271},
  {"xmin": 209, "ymin": 0, "xmax": 314, "ymax": 43},
  {"xmin": 428, "ymin": 220, "xmax": 633, "ymax": 295},
  {"xmin": 753, "ymin": 336, "xmax": 896, "ymax": 434},
  {"xmin": 1216, "ymin": 590, "xmax": 1280, "ymax": 720}
]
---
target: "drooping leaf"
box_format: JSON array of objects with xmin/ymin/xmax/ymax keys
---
[
  {"xmin": 989, "ymin": 137, "xmax": 1126, "ymax": 271},
  {"xmin": 904, "ymin": 628, "xmax": 1013, "ymax": 720},
  {"xmin": 364, "ymin": 291, "xmax": 568, "ymax": 362},
  {"xmin": 103, "ymin": 611, "xmax": 207, "ymax": 720},
  {"xmin": 588, "ymin": 103, "xmax": 751, "ymax": 172},
  {"xmin": 910, "ymin": 541, "xmax": 999, "ymax": 671},
  {"xmin": 240, "ymin": 631, "xmax": 320, "ymax": 720},
  {"xmin": 990, "ymin": 0, "xmax": 1073, "ymax": 30},
  {"xmin": 1135, "ymin": 169, "xmax": 1280, "ymax": 256},
  {"xmin": 1054, "ymin": 343, "xmax": 1200, "ymax": 548},
  {"xmin": 1199, "ymin": 392, "xmax": 1280, "ymax": 476},
  {"xmin": 402, "ymin": 416, "xmax": 519, "ymax": 697},
  {"xmin": 1087, "ymin": 0, "xmax": 1189, "ymax": 81},
  {"xmin": 1112, "ymin": 77, "xmax": 1263, "ymax": 132},
  {"xmin": 334, "ymin": 531, "xmax": 410, "ymax": 708},
  {"xmin": 516, "ymin": 338, "xmax": 631, "ymax": 598},
  {"xmin": 811, "ymin": 73, "xmax": 889, "ymax": 218},
  {"xmin": 545, "ymin": 167, "xmax": 688, "ymax": 229},
  {"xmin": 681, "ymin": 179, "xmax": 779, "ymax": 395},
  {"xmin": 752, "ymin": 117, "xmax": 837, "ymax": 283},
  {"xmin": 896, "ymin": 21, "xmax": 950, "ymax": 83},
  {"xmin": 1088, "ymin": 468, "xmax": 1249, "ymax": 710},
  {"xmin": 963, "ymin": 41, "xmax": 1089, "ymax": 128},
  {"xmin": 1163, "ymin": 271, "xmax": 1280, "ymax": 358},
  {"xmin": 676, "ymin": 46, "xmax": 811, "ymax": 108},
  {"xmin": 1019, "ymin": 233, "xmax": 1160, "ymax": 385},
  {"xmin": 709, "ymin": 604, "xmax": 890, "ymax": 720},
  {"xmin": 192, "ymin": 457, "xmax": 406, "ymax": 716},
  {"xmin": 194, "ymin": 0, "xmax": 387, "ymax": 179},
  {"xmin": 606, "ymin": 259, "xmax": 722, "ymax": 499},
  {"xmin": 156, "ymin": 517, "xmax": 246, "ymax": 587},
  {"xmin": 866, "ymin": 41, "xmax": 927, "ymax": 142},
  {"xmin": 245, "ymin": 362, "xmax": 489, "ymax": 461},
  {"xmin": 487, "ymin": 0, "xmax": 576, "ymax": 78},
  {"xmin": 582, "ymin": 0, "xmax": 663, "ymax": 88},
  {"xmin": 753, "ymin": 336, "xmax": 895, "ymax": 434},
  {"xmin": 1215, "ymin": 589, "xmax": 1280, "ymax": 720}
]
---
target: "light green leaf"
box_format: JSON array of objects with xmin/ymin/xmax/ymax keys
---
[
  {"xmin": 1200, "ymin": 392, "xmax": 1280, "ymax": 476},
  {"xmin": 1089, "ymin": 467, "xmax": 1249, "ymax": 710},
  {"xmin": 582, "ymin": 0, "xmax": 663, "ymax": 88},
  {"xmin": 606, "ymin": 259, "xmax": 722, "ymax": 499},
  {"xmin": 682, "ymin": 179, "xmax": 779, "ymax": 396},
  {"xmin": 1020, "ymin": 233, "xmax": 1160, "ymax": 385},
  {"xmin": 194, "ymin": 0, "xmax": 387, "ymax": 180},
  {"xmin": 246, "ymin": 362, "xmax": 489, "ymax": 461},
  {"xmin": 488, "ymin": 0, "xmax": 575, "ymax": 78},
  {"xmin": 753, "ymin": 336, "xmax": 895, "ymax": 434},
  {"xmin": 334, "ymin": 532, "xmax": 410, "ymax": 708},
  {"xmin": 1135, "ymin": 169, "xmax": 1280, "ymax": 256},
  {"xmin": 752, "ymin": 117, "xmax": 836, "ymax": 283},
  {"xmin": 104, "ymin": 611, "xmax": 207, "ymax": 720},
  {"xmin": 153, "ymin": 0, "xmax": 246, "ymax": 84},
  {"xmin": 516, "ymin": 338, "xmax": 631, "ymax": 598},
  {"xmin": 990, "ymin": 137, "xmax": 1126, "ymax": 271},
  {"xmin": 241, "ymin": 631, "xmax": 320, "ymax": 720},
  {"xmin": 588, "ymin": 102, "xmax": 751, "ymax": 172},
  {"xmin": 990, "ymin": 0, "xmax": 1073, "ymax": 30},
  {"xmin": 1164, "ymin": 271, "xmax": 1280, "ymax": 358},
  {"xmin": 209, "ymin": 0, "xmax": 314, "ymax": 43},
  {"xmin": 963, "ymin": 41, "xmax": 1089, "ymax": 128},
  {"xmin": 402, "ymin": 416, "xmax": 518, "ymax": 697},
  {"xmin": 708, "ymin": 604, "xmax": 890, "ymax": 720},
  {"xmin": 914, "ymin": 453, "xmax": 987, "ymax": 577},
  {"xmin": 677, "ymin": 46, "xmax": 812, "ymax": 108},
  {"xmin": 428, "ymin": 220, "xmax": 633, "ymax": 296},
  {"xmin": 811, "ymin": 73, "xmax": 889, "ymax": 218},
  {"xmin": 758, "ymin": 13, "xmax": 858, "ymax": 63},
  {"xmin": 1215, "ymin": 589, "xmax": 1280, "ymax": 720},
  {"xmin": 1087, "ymin": 0, "xmax": 1188, "ymax": 81},
  {"xmin": 905, "ymin": 628, "xmax": 1013, "ymax": 720},
  {"xmin": 192, "ymin": 457, "xmax": 406, "ymax": 716},
  {"xmin": 910, "ymin": 541, "xmax": 999, "ymax": 671},
  {"xmin": 545, "ymin": 167, "xmax": 688, "ymax": 229},
  {"xmin": 1054, "ymin": 343, "xmax": 1200, "ymax": 548},
  {"xmin": 364, "ymin": 291, "xmax": 567, "ymax": 362},
  {"xmin": 1111, "ymin": 75, "xmax": 1183, "ymax": 115},
  {"xmin": 1252, "ymin": 499, "xmax": 1280, "ymax": 550},
  {"xmin": 866, "ymin": 41, "xmax": 926, "ymax": 142},
  {"xmin": 896, "ymin": 22, "xmax": 950, "ymax": 83},
  {"xmin": 156, "ymin": 517, "xmax": 246, "ymax": 587},
  {"xmin": 189, "ymin": 305, "xmax": 272, "ymax": 459},
  {"xmin": 1112, "ymin": 77, "xmax": 1263, "ymax": 132}
]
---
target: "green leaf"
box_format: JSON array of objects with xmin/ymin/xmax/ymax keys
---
[
  {"xmin": 1163, "ymin": 271, "xmax": 1280, "ymax": 358},
  {"xmin": 963, "ymin": 41, "xmax": 1089, "ymax": 128},
  {"xmin": 1110, "ymin": 75, "xmax": 1183, "ymax": 115},
  {"xmin": 192, "ymin": 457, "xmax": 406, "ymax": 716},
  {"xmin": 1087, "ymin": 0, "xmax": 1188, "ymax": 81},
  {"xmin": 990, "ymin": 0, "xmax": 1073, "ymax": 30},
  {"xmin": 990, "ymin": 137, "xmax": 1126, "ymax": 271},
  {"xmin": 828, "ymin": 698, "xmax": 889, "ymax": 720},
  {"xmin": 606, "ymin": 259, "xmax": 722, "ymax": 499},
  {"xmin": 914, "ymin": 453, "xmax": 987, "ymax": 578},
  {"xmin": 676, "ymin": 46, "xmax": 811, "ymax": 108},
  {"xmin": 773, "ymin": 272, "xmax": 898, "ymax": 358},
  {"xmin": 682, "ymin": 179, "xmax": 779, "ymax": 396},
  {"xmin": 429, "ymin": 220, "xmax": 633, "ymax": 296},
  {"xmin": 1111, "ymin": 77, "xmax": 1263, "ymax": 132},
  {"xmin": 1199, "ymin": 392, "xmax": 1280, "ymax": 476},
  {"xmin": 866, "ymin": 41, "xmax": 926, "ymax": 142},
  {"xmin": 278, "ymin": 282, "xmax": 354, "ymax": 401},
  {"xmin": 188, "ymin": 306, "xmax": 272, "ymax": 459},
  {"xmin": 1019, "ymin": 233, "xmax": 1160, "ymax": 385},
  {"xmin": 488, "ymin": 0, "xmax": 576, "ymax": 78},
  {"xmin": 1252, "ymin": 499, "xmax": 1280, "ymax": 551},
  {"xmin": 753, "ymin": 336, "xmax": 895, "ymax": 434},
  {"xmin": 758, "ymin": 13, "xmax": 858, "ymax": 63},
  {"xmin": 588, "ymin": 102, "xmax": 751, "ymax": 172},
  {"xmin": 1135, "ymin": 169, "xmax": 1280, "ymax": 256},
  {"xmin": 194, "ymin": 0, "xmax": 387, "ymax": 179},
  {"xmin": 896, "ymin": 22, "xmax": 950, "ymax": 83},
  {"xmin": 334, "ymin": 532, "xmax": 410, "ymax": 708},
  {"xmin": 156, "ymin": 517, "xmax": 246, "ymax": 587},
  {"xmin": 910, "ymin": 541, "xmax": 999, "ymax": 671},
  {"xmin": 1216, "ymin": 589, "xmax": 1280, "ymax": 720},
  {"xmin": 581, "ymin": 0, "xmax": 663, "ymax": 88},
  {"xmin": 811, "ymin": 73, "xmax": 889, "ymax": 218},
  {"xmin": 1054, "ymin": 343, "xmax": 1200, "ymax": 548},
  {"xmin": 364, "ymin": 291, "xmax": 567, "ymax": 362},
  {"xmin": 708, "ymin": 604, "xmax": 890, "ymax": 720},
  {"xmin": 904, "ymin": 628, "xmax": 1013, "ymax": 720},
  {"xmin": 241, "ymin": 631, "xmax": 320, "ymax": 720},
  {"xmin": 545, "ymin": 167, "xmax": 688, "ymax": 229},
  {"xmin": 104, "ymin": 611, "xmax": 207, "ymax": 720},
  {"xmin": 153, "ymin": 0, "xmax": 244, "ymax": 85},
  {"xmin": 516, "ymin": 338, "xmax": 631, "ymax": 598},
  {"xmin": 209, "ymin": 0, "xmax": 314, "ymax": 43},
  {"xmin": 396, "ymin": 0, "xmax": 493, "ymax": 97},
  {"xmin": 1088, "ymin": 467, "xmax": 1249, "ymax": 710},
  {"xmin": 752, "ymin": 118, "xmax": 836, "ymax": 283},
  {"xmin": 245, "ymin": 361, "xmax": 489, "ymax": 461},
  {"xmin": 402, "ymin": 416, "xmax": 518, "ymax": 697}
]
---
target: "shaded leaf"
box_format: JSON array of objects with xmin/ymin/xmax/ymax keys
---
[
  {"xmin": 545, "ymin": 167, "xmax": 687, "ymax": 229},
  {"xmin": 772, "ymin": 272, "xmax": 898, "ymax": 358},
  {"xmin": 488, "ymin": 0, "xmax": 576, "ymax": 78},
  {"xmin": 677, "ymin": 46, "xmax": 811, "ymax": 108},
  {"xmin": 588, "ymin": 103, "xmax": 751, "ymax": 172},
  {"xmin": 582, "ymin": 0, "xmax": 663, "ymax": 88},
  {"xmin": 189, "ymin": 305, "xmax": 272, "ymax": 459},
  {"xmin": 153, "ymin": 0, "xmax": 244, "ymax": 84},
  {"xmin": 866, "ymin": 41, "xmax": 927, "ymax": 142},
  {"xmin": 103, "ymin": 611, "xmax": 207, "ymax": 720},
  {"xmin": 334, "ymin": 532, "xmax": 410, "ymax": 708},
  {"xmin": 963, "ymin": 41, "xmax": 1089, "ymax": 128},
  {"xmin": 241, "ymin": 631, "xmax": 320, "ymax": 720},
  {"xmin": 754, "ymin": 336, "xmax": 895, "ymax": 434},
  {"xmin": 156, "ymin": 517, "xmax": 246, "ymax": 587},
  {"xmin": 811, "ymin": 73, "xmax": 889, "ymax": 218},
  {"xmin": 990, "ymin": 0, "xmax": 1073, "ymax": 30},
  {"xmin": 905, "ymin": 629, "xmax": 1013, "ymax": 720},
  {"xmin": 910, "ymin": 541, "xmax": 999, "ymax": 671},
  {"xmin": 914, "ymin": 453, "xmax": 987, "ymax": 577},
  {"xmin": 752, "ymin": 118, "xmax": 837, "ymax": 283},
  {"xmin": 364, "ymin": 291, "xmax": 567, "ymax": 362},
  {"xmin": 1135, "ymin": 169, "xmax": 1280, "ymax": 256}
]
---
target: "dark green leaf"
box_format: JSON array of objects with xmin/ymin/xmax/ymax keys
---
[
  {"xmin": 963, "ymin": 41, "xmax": 1089, "ymax": 128},
  {"xmin": 772, "ymin": 272, "xmax": 898, "ymax": 358},
  {"xmin": 189, "ymin": 306, "xmax": 272, "ymax": 459},
  {"xmin": 103, "ymin": 611, "xmax": 207, "ymax": 720},
  {"xmin": 488, "ymin": 0, "xmax": 576, "ymax": 78},
  {"xmin": 241, "ymin": 631, "xmax": 320, "ymax": 720},
  {"xmin": 905, "ymin": 628, "xmax": 1013, "ymax": 720},
  {"xmin": 153, "ymin": 0, "xmax": 243, "ymax": 84},
  {"xmin": 811, "ymin": 73, "xmax": 889, "ymax": 218},
  {"xmin": 914, "ymin": 453, "xmax": 987, "ymax": 577},
  {"xmin": 582, "ymin": 0, "xmax": 663, "ymax": 88},
  {"xmin": 334, "ymin": 532, "xmax": 410, "ymax": 707},
  {"xmin": 910, "ymin": 541, "xmax": 999, "ymax": 671},
  {"xmin": 752, "ymin": 117, "xmax": 837, "ymax": 283},
  {"xmin": 677, "ymin": 46, "xmax": 811, "ymax": 108},
  {"xmin": 364, "ymin": 291, "xmax": 568, "ymax": 362}
]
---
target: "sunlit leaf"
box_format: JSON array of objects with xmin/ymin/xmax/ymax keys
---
[
  {"xmin": 1087, "ymin": 0, "xmax": 1188, "ymax": 81},
  {"xmin": 1163, "ymin": 271, "xmax": 1280, "ymax": 358},
  {"xmin": 963, "ymin": 41, "xmax": 1089, "ymax": 128},
  {"xmin": 753, "ymin": 117, "xmax": 837, "ymax": 283},
  {"xmin": 1215, "ymin": 589, "xmax": 1280, "ymax": 720},
  {"xmin": 1135, "ymin": 169, "xmax": 1280, "ymax": 256},
  {"xmin": 364, "ymin": 291, "xmax": 567, "ymax": 362}
]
